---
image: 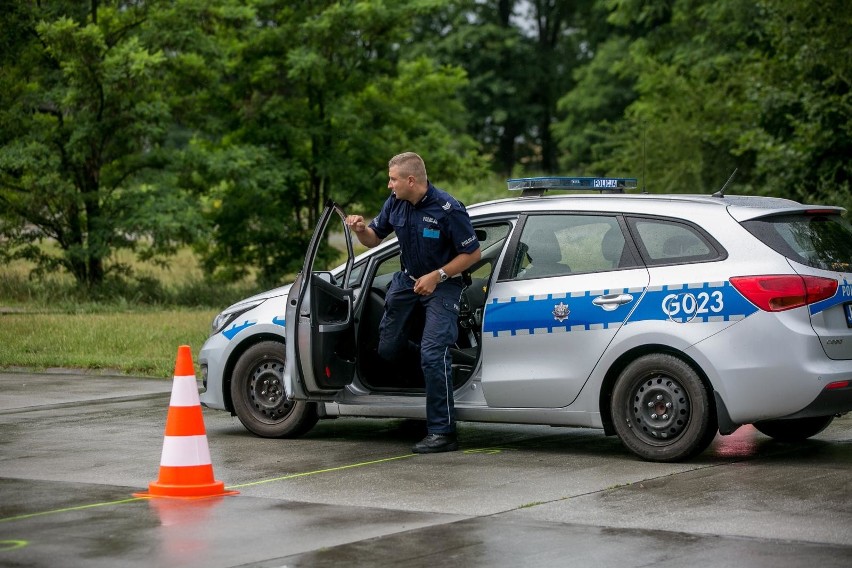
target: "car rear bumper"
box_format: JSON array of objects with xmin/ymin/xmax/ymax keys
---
[
  {"xmin": 688, "ymin": 310, "xmax": 852, "ymax": 424},
  {"xmin": 779, "ymin": 380, "xmax": 852, "ymax": 419}
]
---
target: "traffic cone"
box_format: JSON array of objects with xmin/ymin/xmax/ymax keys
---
[{"xmin": 134, "ymin": 345, "xmax": 238, "ymax": 499}]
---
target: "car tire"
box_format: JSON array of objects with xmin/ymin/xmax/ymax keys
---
[
  {"xmin": 230, "ymin": 340, "xmax": 319, "ymax": 438},
  {"xmin": 753, "ymin": 415, "xmax": 833, "ymax": 442},
  {"xmin": 611, "ymin": 353, "xmax": 717, "ymax": 462}
]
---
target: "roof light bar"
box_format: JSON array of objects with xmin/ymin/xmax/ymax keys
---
[{"xmin": 507, "ymin": 176, "xmax": 638, "ymax": 195}]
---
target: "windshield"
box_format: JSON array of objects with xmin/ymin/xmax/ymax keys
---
[{"xmin": 742, "ymin": 213, "xmax": 852, "ymax": 272}]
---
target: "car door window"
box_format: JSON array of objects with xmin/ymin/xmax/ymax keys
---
[
  {"xmin": 464, "ymin": 222, "xmax": 512, "ymax": 316},
  {"xmin": 508, "ymin": 214, "xmax": 631, "ymax": 280},
  {"xmin": 628, "ymin": 218, "xmax": 722, "ymax": 265},
  {"xmin": 469, "ymin": 223, "xmax": 511, "ymax": 278},
  {"xmin": 371, "ymin": 254, "xmax": 400, "ymax": 291}
]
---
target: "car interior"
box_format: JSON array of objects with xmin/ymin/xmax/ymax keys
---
[{"xmin": 353, "ymin": 223, "xmax": 512, "ymax": 393}]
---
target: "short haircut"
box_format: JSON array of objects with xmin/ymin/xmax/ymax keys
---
[{"xmin": 389, "ymin": 152, "xmax": 427, "ymax": 183}]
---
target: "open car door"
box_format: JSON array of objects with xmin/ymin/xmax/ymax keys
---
[{"xmin": 283, "ymin": 200, "xmax": 357, "ymax": 401}]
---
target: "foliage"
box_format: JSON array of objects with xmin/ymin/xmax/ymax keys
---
[
  {"xmin": 175, "ymin": 0, "xmax": 486, "ymax": 286},
  {"xmin": 744, "ymin": 0, "xmax": 852, "ymax": 209},
  {"xmin": 418, "ymin": 0, "xmax": 600, "ymax": 176},
  {"xmin": 1, "ymin": 0, "xmax": 850, "ymax": 302},
  {"xmin": 554, "ymin": 34, "xmax": 638, "ymax": 176},
  {"xmin": 563, "ymin": 0, "xmax": 852, "ymax": 208},
  {"xmin": 0, "ymin": 1, "xmax": 207, "ymax": 287},
  {"xmin": 0, "ymin": 268, "xmax": 260, "ymax": 310}
]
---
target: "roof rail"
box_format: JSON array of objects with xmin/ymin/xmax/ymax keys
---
[{"xmin": 507, "ymin": 176, "xmax": 638, "ymax": 197}]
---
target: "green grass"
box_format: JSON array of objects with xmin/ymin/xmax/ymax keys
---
[
  {"xmin": 0, "ymin": 309, "xmax": 219, "ymax": 378},
  {"xmin": 0, "ymin": 246, "xmax": 259, "ymax": 377}
]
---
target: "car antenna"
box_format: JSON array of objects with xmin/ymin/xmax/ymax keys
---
[{"xmin": 712, "ymin": 168, "xmax": 738, "ymax": 198}]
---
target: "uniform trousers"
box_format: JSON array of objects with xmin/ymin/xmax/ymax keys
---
[{"xmin": 378, "ymin": 271, "xmax": 463, "ymax": 434}]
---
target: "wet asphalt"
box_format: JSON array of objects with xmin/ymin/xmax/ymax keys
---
[{"xmin": 0, "ymin": 370, "xmax": 850, "ymax": 567}]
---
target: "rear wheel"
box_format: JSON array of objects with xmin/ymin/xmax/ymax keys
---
[
  {"xmin": 611, "ymin": 353, "xmax": 717, "ymax": 462},
  {"xmin": 753, "ymin": 416, "xmax": 834, "ymax": 442},
  {"xmin": 230, "ymin": 340, "xmax": 318, "ymax": 438}
]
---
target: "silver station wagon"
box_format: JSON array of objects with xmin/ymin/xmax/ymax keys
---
[{"xmin": 199, "ymin": 177, "xmax": 852, "ymax": 461}]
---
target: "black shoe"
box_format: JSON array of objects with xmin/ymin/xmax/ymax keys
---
[{"xmin": 412, "ymin": 433, "xmax": 458, "ymax": 454}]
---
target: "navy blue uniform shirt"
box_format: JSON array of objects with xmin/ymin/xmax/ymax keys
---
[{"xmin": 369, "ymin": 182, "xmax": 479, "ymax": 278}]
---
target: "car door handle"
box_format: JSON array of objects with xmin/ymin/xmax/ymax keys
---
[{"xmin": 592, "ymin": 293, "xmax": 634, "ymax": 311}]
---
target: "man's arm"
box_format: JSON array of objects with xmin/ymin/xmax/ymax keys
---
[
  {"xmin": 345, "ymin": 215, "xmax": 382, "ymax": 248},
  {"xmin": 413, "ymin": 248, "xmax": 482, "ymax": 296},
  {"xmin": 441, "ymin": 248, "xmax": 481, "ymax": 279}
]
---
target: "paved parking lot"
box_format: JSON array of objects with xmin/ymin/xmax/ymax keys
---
[{"xmin": 1, "ymin": 371, "xmax": 850, "ymax": 567}]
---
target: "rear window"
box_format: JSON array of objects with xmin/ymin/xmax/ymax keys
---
[{"xmin": 742, "ymin": 213, "xmax": 852, "ymax": 272}]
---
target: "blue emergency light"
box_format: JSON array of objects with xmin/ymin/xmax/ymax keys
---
[{"xmin": 507, "ymin": 176, "xmax": 638, "ymax": 195}]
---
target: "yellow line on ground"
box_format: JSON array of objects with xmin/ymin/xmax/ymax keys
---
[
  {"xmin": 0, "ymin": 498, "xmax": 144, "ymax": 524},
  {"xmin": 0, "ymin": 540, "xmax": 29, "ymax": 551},
  {"xmin": 0, "ymin": 453, "xmax": 418, "ymax": 523},
  {"xmin": 226, "ymin": 453, "xmax": 418, "ymax": 489}
]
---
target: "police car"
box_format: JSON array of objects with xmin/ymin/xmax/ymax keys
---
[{"xmin": 198, "ymin": 177, "xmax": 852, "ymax": 462}]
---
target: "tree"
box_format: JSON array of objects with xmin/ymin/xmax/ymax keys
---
[
  {"xmin": 583, "ymin": 0, "xmax": 767, "ymax": 193},
  {"xmin": 415, "ymin": 0, "xmax": 596, "ymax": 176},
  {"xmin": 180, "ymin": 0, "xmax": 485, "ymax": 285},
  {"xmin": 415, "ymin": 1, "xmax": 536, "ymax": 175},
  {"xmin": 562, "ymin": 0, "xmax": 852, "ymax": 206},
  {"xmin": 741, "ymin": 0, "xmax": 852, "ymax": 208},
  {"xmin": 0, "ymin": 1, "xmax": 205, "ymax": 286},
  {"xmin": 553, "ymin": 0, "xmax": 637, "ymax": 175},
  {"xmin": 1, "ymin": 0, "xmax": 485, "ymax": 289}
]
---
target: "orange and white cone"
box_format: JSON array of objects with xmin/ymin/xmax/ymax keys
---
[{"xmin": 134, "ymin": 345, "xmax": 238, "ymax": 499}]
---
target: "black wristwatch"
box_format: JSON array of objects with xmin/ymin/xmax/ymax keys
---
[{"xmin": 438, "ymin": 268, "xmax": 449, "ymax": 282}]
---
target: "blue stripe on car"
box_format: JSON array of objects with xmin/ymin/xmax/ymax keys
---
[
  {"xmin": 810, "ymin": 279, "xmax": 852, "ymax": 316},
  {"xmin": 223, "ymin": 320, "xmax": 258, "ymax": 340},
  {"xmin": 482, "ymin": 282, "xmax": 759, "ymax": 337}
]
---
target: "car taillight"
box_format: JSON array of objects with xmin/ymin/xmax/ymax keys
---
[{"xmin": 729, "ymin": 275, "xmax": 838, "ymax": 312}]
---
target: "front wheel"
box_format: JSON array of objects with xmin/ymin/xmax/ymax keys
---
[
  {"xmin": 230, "ymin": 340, "xmax": 318, "ymax": 438},
  {"xmin": 753, "ymin": 416, "xmax": 833, "ymax": 442},
  {"xmin": 611, "ymin": 353, "xmax": 717, "ymax": 462}
]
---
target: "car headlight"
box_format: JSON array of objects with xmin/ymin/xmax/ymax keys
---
[{"xmin": 211, "ymin": 299, "xmax": 266, "ymax": 336}]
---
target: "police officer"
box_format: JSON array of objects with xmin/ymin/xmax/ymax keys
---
[{"xmin": 346, "ymin": 152, "xmax": 481, "ymax": 453}]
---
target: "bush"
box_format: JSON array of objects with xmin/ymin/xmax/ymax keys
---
[{"xmin": 0, "ymin": 271, "xmax": 262, "ymax": 312}]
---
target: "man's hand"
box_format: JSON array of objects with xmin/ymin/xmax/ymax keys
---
[
  {"xmin": 413, "ymin": 271, "xmax": 441, "ymax": 296},
  {"xmin": 345, "ymin": 214, "xmax": 381, "ymax": 248},
  {"xmin": 346, "ymin": 215, "xmax": 367, "ymax": 233}
]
